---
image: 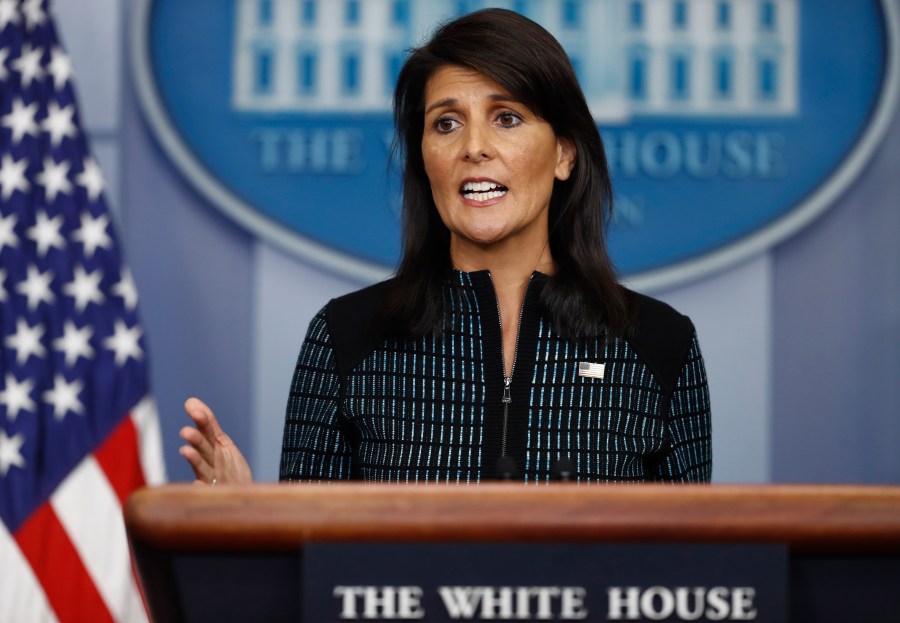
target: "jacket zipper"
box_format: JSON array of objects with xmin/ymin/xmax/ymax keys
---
[{"xmin": 489, "ymin": 273, "xmax": 532, "ymax": 458}]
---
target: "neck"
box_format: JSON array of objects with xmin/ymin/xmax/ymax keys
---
[
  {"xmin": 450, "ymin": 237, "xmax": 555, "ymax": 282},
  {"xmin": 450, "ymin": 236, "xmax": 552, "ymax": 379}
]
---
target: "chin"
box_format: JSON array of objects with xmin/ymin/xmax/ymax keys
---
[{"xmin": 461, "ymin": 225, "xmax": 510, "ymax": 246}]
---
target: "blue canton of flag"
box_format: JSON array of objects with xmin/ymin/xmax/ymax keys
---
[{"xmin": 0, "ymin": 1, "xmax": 165, "ymax": 621}]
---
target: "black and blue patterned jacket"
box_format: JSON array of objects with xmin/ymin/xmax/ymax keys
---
[{"xmin": 280, "ymin": 270, "xmax": 711, "ymax": 483}]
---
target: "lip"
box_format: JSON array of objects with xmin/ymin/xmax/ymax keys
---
[{"xmin": 459, "ymin": 177, "xmax": 508, "ymax": 207}]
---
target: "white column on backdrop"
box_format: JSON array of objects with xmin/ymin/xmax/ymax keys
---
[
  {"xmin": 251, "ymin": 242, "xmax": 366, "ymax": 481},
  {"xmin": 52, "ymin": 0, "xmax": 121, "ymax": 213},
  {"xmin": 650, "ymin": 253, "xmax": 772, "ymax": 483}
]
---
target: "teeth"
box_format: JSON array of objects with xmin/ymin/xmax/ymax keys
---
[
  {"xmin": 463, "ymin": 181, "xmax": 503, "ymax": 192},
  {"xmin": 466, "ymin": 189, "xmax": 506, "ymax": 200},
  {"xmin": 461, "ymin": 181, "xmax": 508, "ymax": 201}
]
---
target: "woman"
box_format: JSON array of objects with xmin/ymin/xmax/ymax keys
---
[{"xmin": 180, "ymin": 8, "xmax": 711, "ymax": 484}]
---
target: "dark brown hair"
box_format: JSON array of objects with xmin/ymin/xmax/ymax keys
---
[{"xmin": 381, "ymin": 8, "xmax": 633, "ymax": 337}]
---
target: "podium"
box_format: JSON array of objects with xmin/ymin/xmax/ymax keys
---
[{"xmin": 125, "ymin": 484, "xmax": 900, "ymax": 622}]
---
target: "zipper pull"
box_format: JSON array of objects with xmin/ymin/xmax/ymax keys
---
[{"xmin": 502, "ymin": 377, "xmax": 512, "ymax": 404}]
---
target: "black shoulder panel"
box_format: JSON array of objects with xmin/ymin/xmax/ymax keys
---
[
  {"xmin": 325, "ymin": 279, "xmax": 394, "ymax": 379},
  {"xmin": 625, "ymin": 290, "xmax": 696, "ymax": 395}
]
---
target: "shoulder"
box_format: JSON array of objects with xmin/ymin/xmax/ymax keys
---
[
  {"xmin": 324, "ymin": 278, "xmax": 397, "ymax": 378},
  {"xmin": 623, "ymin": 289, "xmax": 698, "ymax": 394}
]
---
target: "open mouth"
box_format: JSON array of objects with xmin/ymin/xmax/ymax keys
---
[{"xmin": 460, "ymin": 180, "xmax": 508, "ymax": 201}]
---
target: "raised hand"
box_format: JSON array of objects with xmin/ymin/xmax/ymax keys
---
[{"xmin": 179, "ymin": 397, "xmax": 253, "ymax": 485}]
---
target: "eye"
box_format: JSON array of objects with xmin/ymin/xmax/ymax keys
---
[
  {"xmin": 434, "ymin": 117, "xmax": 460, "ymax": 134},
  {"xmin": 496, "ymin": 112, "xmax": 521, "ymax": 128}
]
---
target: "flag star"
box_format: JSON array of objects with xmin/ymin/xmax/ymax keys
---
[
  {"xmin": 0, "ymin": 374, "xmax": 36, "ymax": 422},
  {"xmin": 0, "ymin": 268, "xmax": 7, "ymax": 302},
  {"xmin": 76, "ymin": 157, "xmax": 105, "ymax": 201},
  {"xmin": 72, "ymin": 211, "xmax": 111, "ymax": 257},
  {"xmin": 0, "ymin": 211, "xmax": 19, "ymax": 251},
  {"xmin": 0, "ymin": 0, "xmax": 19, "ymax": 31},
  {"xmin": 26, "ymin": 210, "xmax": 65, "ymax": 256},
  {"xmin": 53, "ymin": 320, "xmax": 95, "ymax": 367},
  {"xmin": 112, "ymin": 268, "xmax": 139, "ymax": 311},
  {"xmin": 64, "ymin": 265, "xmax": 105, "ymax": 312},
  {"xmin": 11, "ymin": 43, "xmax": 44, "ymax": 88},
  {"xmin": 0, "ymin": 153, "xmax": 31, "ymax": 200},
  {"xmin": 35, "ymin": 157, "xmax": 73, "ymax": 203},
  {"xmin": 104, "ymin": 319, "xmax": 143, "ymax": 366},
  {"xmin": 4, "ymin": 318, "xmax": 47, "ymax": 365},
  {"xmin": 1, "ymin": 98, "xmax": 40, "ymax": 144},
  {"xmin": 43, "ymin": 374, "xmax": 84, "ymax": 420},
  {"xmin": 0, "ymin": 48, "xmax": 9, "ymax": 82},
  {"xmin": 47, "ymin": 47, "xmax": 72, "ymax": 91},
  {"xmin": 22, "ymin": 0, "xmax": 46, "ymax": 31},
  {"xmin": 0, "ymin": 429, "xmax": 26, "ymax": 477},
  {"xmin": 15, "ymin": 264, "xmax": 55, "ymax": 310},
  {"xmin": 41, "ymin": 100, "xmax": 78, "ymax": 147}
]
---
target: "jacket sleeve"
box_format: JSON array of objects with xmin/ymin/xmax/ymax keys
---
[
  {"xmin": 655, "ymin": 332, "xmax": 713, "ymax": 482},
  {"xmin": 279, "ymin": 307, "xmax": 355, "ymax": 481}
]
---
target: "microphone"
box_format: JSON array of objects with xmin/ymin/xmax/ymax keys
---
[
  {"xmin": 494, "ymin": 455, "xmax": 518, "ymax": 480},
  {"xmin": 552, "ymin": 457, "xmax": 577, "ymax": 482}
]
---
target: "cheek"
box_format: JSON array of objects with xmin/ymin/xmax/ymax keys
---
[
  {"xmin": 513, "ymin": 149, "xmax": 557, "ymax": 202},
  {"xmin": 422, "ymin": 148, "xmax": 452, "ymax": 193}
]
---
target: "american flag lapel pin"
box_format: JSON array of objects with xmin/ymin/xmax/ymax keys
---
[{"xmin": 578, "ymin": 362, "xmax": 605, "ymax": 380}]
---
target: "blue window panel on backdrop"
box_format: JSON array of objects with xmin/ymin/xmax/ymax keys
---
[
  {"xmin": 392, "ymin": 0, "xmax": 410, "ymax": 26},
  {"xmin": 569, "ymin": 55, "xmax": 583, "ymax": 83},
  {"xmin": 301, "ymin": 0, "xmax": 316, "ymax": 26},
  {"xmin": 386, "ymin": 51, "xmax": 405, "ymax": 94},
  {"xmin": 254, "ymin": 47, "xmax": 274, "ymax": 94},
  {"xmin": 298, "ymin": 51, "xmax": 317, "ymax": 95},
  {"xmin": 346, "ymin": 0, "xmax": 360, "ymax": 26},
  {"xmin": 670, "ymin": 53, "xmax": 691, "ymax": 101},
  {"xmin": 343, "ymin": 52, "xmax": 361, "ymax": 94},
  {"xmin": 717, "ymin": 1, "xmax": 731, "ymax": 29},
  {"xmin": 562, "ymin": 0, "xmax": 581, "ymax": 29},
  {"xmin": 672, "ymin": 0, "xmax": 688, "ymax": 30},
  {"xmin": 758, "ymin": 57, "xmax": 779, "ymax": 101},
  {"xmin": 457, "ymin": 1, "xmax": 477, "ymax": 17},
  {"xmin": 760, "ymin": 1, "xmax": 777, "ymax": 31},
  {"xmin": 629, "ymin": 48, "xmax": 649, "ymax": 100},
  {"xmin": 714, "ymin": 52, "xmax": 734, "ymax": 99},
  {"xmin": 258, "ymin": 0, "xmax": 273, "ymax": 27},
  {"xmin": 629, "ymin": 1, "xmax": 644, "ymax": 29},
  {"xmin": 513, "ymin": 0, "xmax": 528, "ymax": 16}
]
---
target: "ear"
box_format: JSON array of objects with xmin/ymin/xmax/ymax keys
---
[{"xmin": 554, "ymin": 137, "xmax": 576, "ymax": 181}]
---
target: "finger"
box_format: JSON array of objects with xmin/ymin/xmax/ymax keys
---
[
  {"xmin": 184, "ymin": 398, "xmax": 219, "ymax": 450},
  {"xmin": 180, "ymin": 425, "xmax": 216, "ymax": 467},
  {"xmin": 183, "ymin": 396, "xmax": 211, "ymax": 424},
  {"xmin": 184, "ymin": 397, "xmax": 224, "ymax": 447},
  {"xmin": 179, "ymin": 445, "xmax": 212, "ymax": 482},
  {"xmin": 185, "ymin": 397, "xmax": 220, "ymax": 430}
]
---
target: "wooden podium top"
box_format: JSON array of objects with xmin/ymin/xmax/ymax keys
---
[{"xmin": 125, "ymin": 483, "xmax": 900, "ymax": 554}]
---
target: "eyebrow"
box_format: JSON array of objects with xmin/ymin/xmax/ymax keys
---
[{"xmin": 424, "ymin": 93, "xmax": 520, "ymax": 116}]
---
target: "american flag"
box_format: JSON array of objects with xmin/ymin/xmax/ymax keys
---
[{"xmin": 0, "ymin": 1, "xmax": 165, "ymax": 621}]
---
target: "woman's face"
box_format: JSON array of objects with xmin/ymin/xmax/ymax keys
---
[{"xmin": 421, "ymin": 65, "xmax": 575, "ymax": 255}]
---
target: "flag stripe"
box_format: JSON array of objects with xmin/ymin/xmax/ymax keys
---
[
  {"xmin": 95, "ymin": 415, "xmax": 146, "ymax": 507},
  {"xmin": 93, "ymin": 413, "xmax": 154, "ymax": 621},
  {"xmin": 51, "ymin": 457, "xmax": 149, "ymax": 623},
  {"xmin": 132, "ymin": 396, "xmax": 167, "ymax": 486},
  {"xmin": 0, "ymin": 520, "xmax": 60, "ymax": 623},
  {"xmin": 14, "ymin": 503, "xmax": 114, "ymax": 623}
]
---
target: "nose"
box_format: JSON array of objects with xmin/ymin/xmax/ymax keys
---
[{"xmin": 462, "ymin": 122, "xmax": 493, "ymax": 162}]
